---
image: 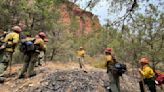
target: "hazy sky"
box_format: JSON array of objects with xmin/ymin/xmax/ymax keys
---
[{"xmin": 74, "ymin": 0, "xmax": 164, "ymax": 25}]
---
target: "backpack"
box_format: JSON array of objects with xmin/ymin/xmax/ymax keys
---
[
  {"xmin": 20, "ymin": 40, "xmax": 35, "ymax": 53},
  {"xmin": 109, "ymin": 62, "xmax": 127, "ymax": 76},
  {"xmin": 115, "ymin": 63, "xmax": 127, "ymax": 76},
  {"xmin": 25, "ymin": 41, "xmax": 35, "ymax": 51},
  {"xmin": 155, "ymin": 71, "xmax": 164, "ymax": 85}
]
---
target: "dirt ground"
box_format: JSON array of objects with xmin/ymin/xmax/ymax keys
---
[{"xmin": 0, "ymin": 61, "xmax": 163, "ymax": 92}]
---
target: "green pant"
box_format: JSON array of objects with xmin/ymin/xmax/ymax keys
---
[
  {"xmin": 36, "ymin": 51, "xmax": 45, "ymax": 66},
  {"xmin": 78, "ymin": 57, "xmax": 85, "ymax": 69},
  {"xmin": 19, "ymin": 52, "xmax": 39, "ymax": 78},
  {"xmin": 108, "ymin": 70, "xmax": 120, "ymax": 92},
  {"xmin": 0, "ymin": 52, "xmax": 12, "ymax": 82},
  {"xmin": 139, "ymin": 77, "xmax": 156, "ymax": 92}
]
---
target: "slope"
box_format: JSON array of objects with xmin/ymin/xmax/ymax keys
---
[{"xmin": 0, "ymin": 62, "xmax": 163, "ymax": 92}]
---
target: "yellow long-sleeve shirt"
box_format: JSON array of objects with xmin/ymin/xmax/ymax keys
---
[
  {"xmin": 4, "ymin": 32, "xmax": 19, "ymax": 44},
  {"xmin": 34, "ymin": 38, "xmax": 46, "ymax": 50},
  {"xmin": 25, "ymin": 37, "xmax": 35, "ymax": 42},
  {"xmin": 21, "ymin": 37, "xmax": 46, "ymax": 51},
  {"xmin": 21, "ymin": 37, "xmax": 35, "ymax": 43},
  {"xmin": 106, "ymin": 55, "xmax": 112, "ymax": 62},
  {"xmin": 140, "ymin": 65, "xmax": 155, "ymax": 78},
  {"xmin": 105, "ymin": 55, "xmax": 114, "ymax": 67},
  {"xmin": 3, "ymin": 32, "xmax": 19, "ymax": 52},
  {"xmin": 77, "ymin": 50, "xmax": 85, "ymax": 57}
]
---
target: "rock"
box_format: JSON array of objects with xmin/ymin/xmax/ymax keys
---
[
  {"xmin": 2, "ymin": 62, "xmax": 150, "ymax": 92},
  {"xmin": 30, "ymin": 70, "xmax": 109, "ymax": 92},
  {"xmin": 29, "ymin": 84, "xmax": 34, "ymax": 87}
]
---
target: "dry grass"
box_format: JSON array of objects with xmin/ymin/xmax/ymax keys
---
[{"xmin": 85, "ymin": 55, "xmax": 106, "ymax": 69}]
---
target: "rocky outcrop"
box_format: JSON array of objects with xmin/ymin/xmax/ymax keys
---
[{"xmin": 58, "ymin": 1, "xmax": 101, "ymax": 34}]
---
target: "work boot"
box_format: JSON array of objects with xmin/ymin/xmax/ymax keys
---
[
  {"xmin": 26, "ymin": 72, "xmax": 36, "ymax": 78},
  {"xmin": 107, "ymin": 86, "xmax": 112, "ymax": 92},
  {"xmin": 83, "ymin": 70, "xmax": 87, "ymax": 73},
  {"xmin": 35, "ymin": 62, "xmax": 42, "ymax": 67},
  {"xmin": 38, "ymin": 63, "xmax": 42, "ymax": 66},
  {"xmin": 0, "ymin": 77, "xmax": 5, "ymax": 83},
  {"xmin": 108, "ymin": 89, "xmax": 112, "ymax": 92},
  {"xmin": 35, "ymin": 65, "xmax": 38, "ymax": 67},
  {"xmin": 18, "ymin": 74, "xmax": 25, "ymax": 79}
]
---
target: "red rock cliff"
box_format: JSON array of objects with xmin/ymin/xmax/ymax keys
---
[{"xmin": 58, "ymin": 1, "xmax": 101, "ymax": 34}]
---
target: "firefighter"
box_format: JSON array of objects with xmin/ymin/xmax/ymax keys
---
[
  {"xmin": 0, "ymin": 31, "xmax": 7, "ymax": 72},
  {"xmin": 18, "ymin": 32, "xmax": 46, "ymax": 78},
  {"xmin": 0, "ymin": 26, "xmax": 22, "ymax": 83},
  {"xmin": 36, "ymin": 38, "xmax": 48, "ymax": 66},
  {"xmin": 105, "ymin": 48, "xmax": 120, "ymax": 92},
  {"xmin": 139, "ymin": 56, "xmax": 156, "ymax": 92},
  {"xmin": 77, "ymin": 47, "xmax": 86, "ymax": 69}
]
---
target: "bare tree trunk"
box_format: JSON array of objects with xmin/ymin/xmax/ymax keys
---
[{"xmin": 50, "ymin": 49, "xmax": 55, "ymax": 60}]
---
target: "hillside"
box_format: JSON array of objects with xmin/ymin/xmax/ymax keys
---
[
  {"xmin": 0, "ymin": 62, "xmax": 162, "ymax": 92},
  {"xmin": 0, "ymin": 0, "xmax": 163, "ymax": 92},
  {"xmin": 0, "ymin": 61, "xmax": 163, "ymax": 92},
  {"xmin": 0, "ymin": 62, "xmax": 134, "ymax": 92}
]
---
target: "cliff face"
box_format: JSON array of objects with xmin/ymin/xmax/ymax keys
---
[{"xmin": 58, "ymin": 1, "xmax": 101, "ymax": 34}]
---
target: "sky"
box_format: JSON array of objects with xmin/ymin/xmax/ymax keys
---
[{"xmin": 74, "ymin": 0, "xmax": 164, "ymax": 25}]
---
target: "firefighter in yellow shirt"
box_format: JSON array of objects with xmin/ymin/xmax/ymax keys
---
[
  {"xmin": 0, "ymin": 26, "xmax": 22, "ymax": 83},
  {"xmin": 36, "ymin": 38, "xmax": 48, "ymax": 66},
  {"xmin": 139, "ymin": 56, "xmax": 156, "ymax": 92},
  {"xmin": 105, "ymin": 48, "xmax": 120, "ymax": 92},
  {"xmin": 77, "ymin": 47, "xmax": 85, "ymax": 69},
  {"xmin": 18, "ymin": 32, "xmax": 46, "ymax": 78}
]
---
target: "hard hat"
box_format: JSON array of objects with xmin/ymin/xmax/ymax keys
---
[
  {"xmin": 105, "ymin": 48, "xmax": 112, "ymax": 53},
  {"xmin": 12, "ymin": 26, "xmax": 22, "ymax": 33},
  {"xmin": 80, "ymin": 47, "xmax": 84, "ymax": 49},
  {"xmin": 38, "ymin": 32, "xmax": 46, "ymax": 38},
  {"xmin": 139, "ymin": 57, "xmax": 149, "ymax": 64}
]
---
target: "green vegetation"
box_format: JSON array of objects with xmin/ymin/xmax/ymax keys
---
[{"xmin": 0, "ymin": 0, "xmax": 163, "ymax": 70}]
